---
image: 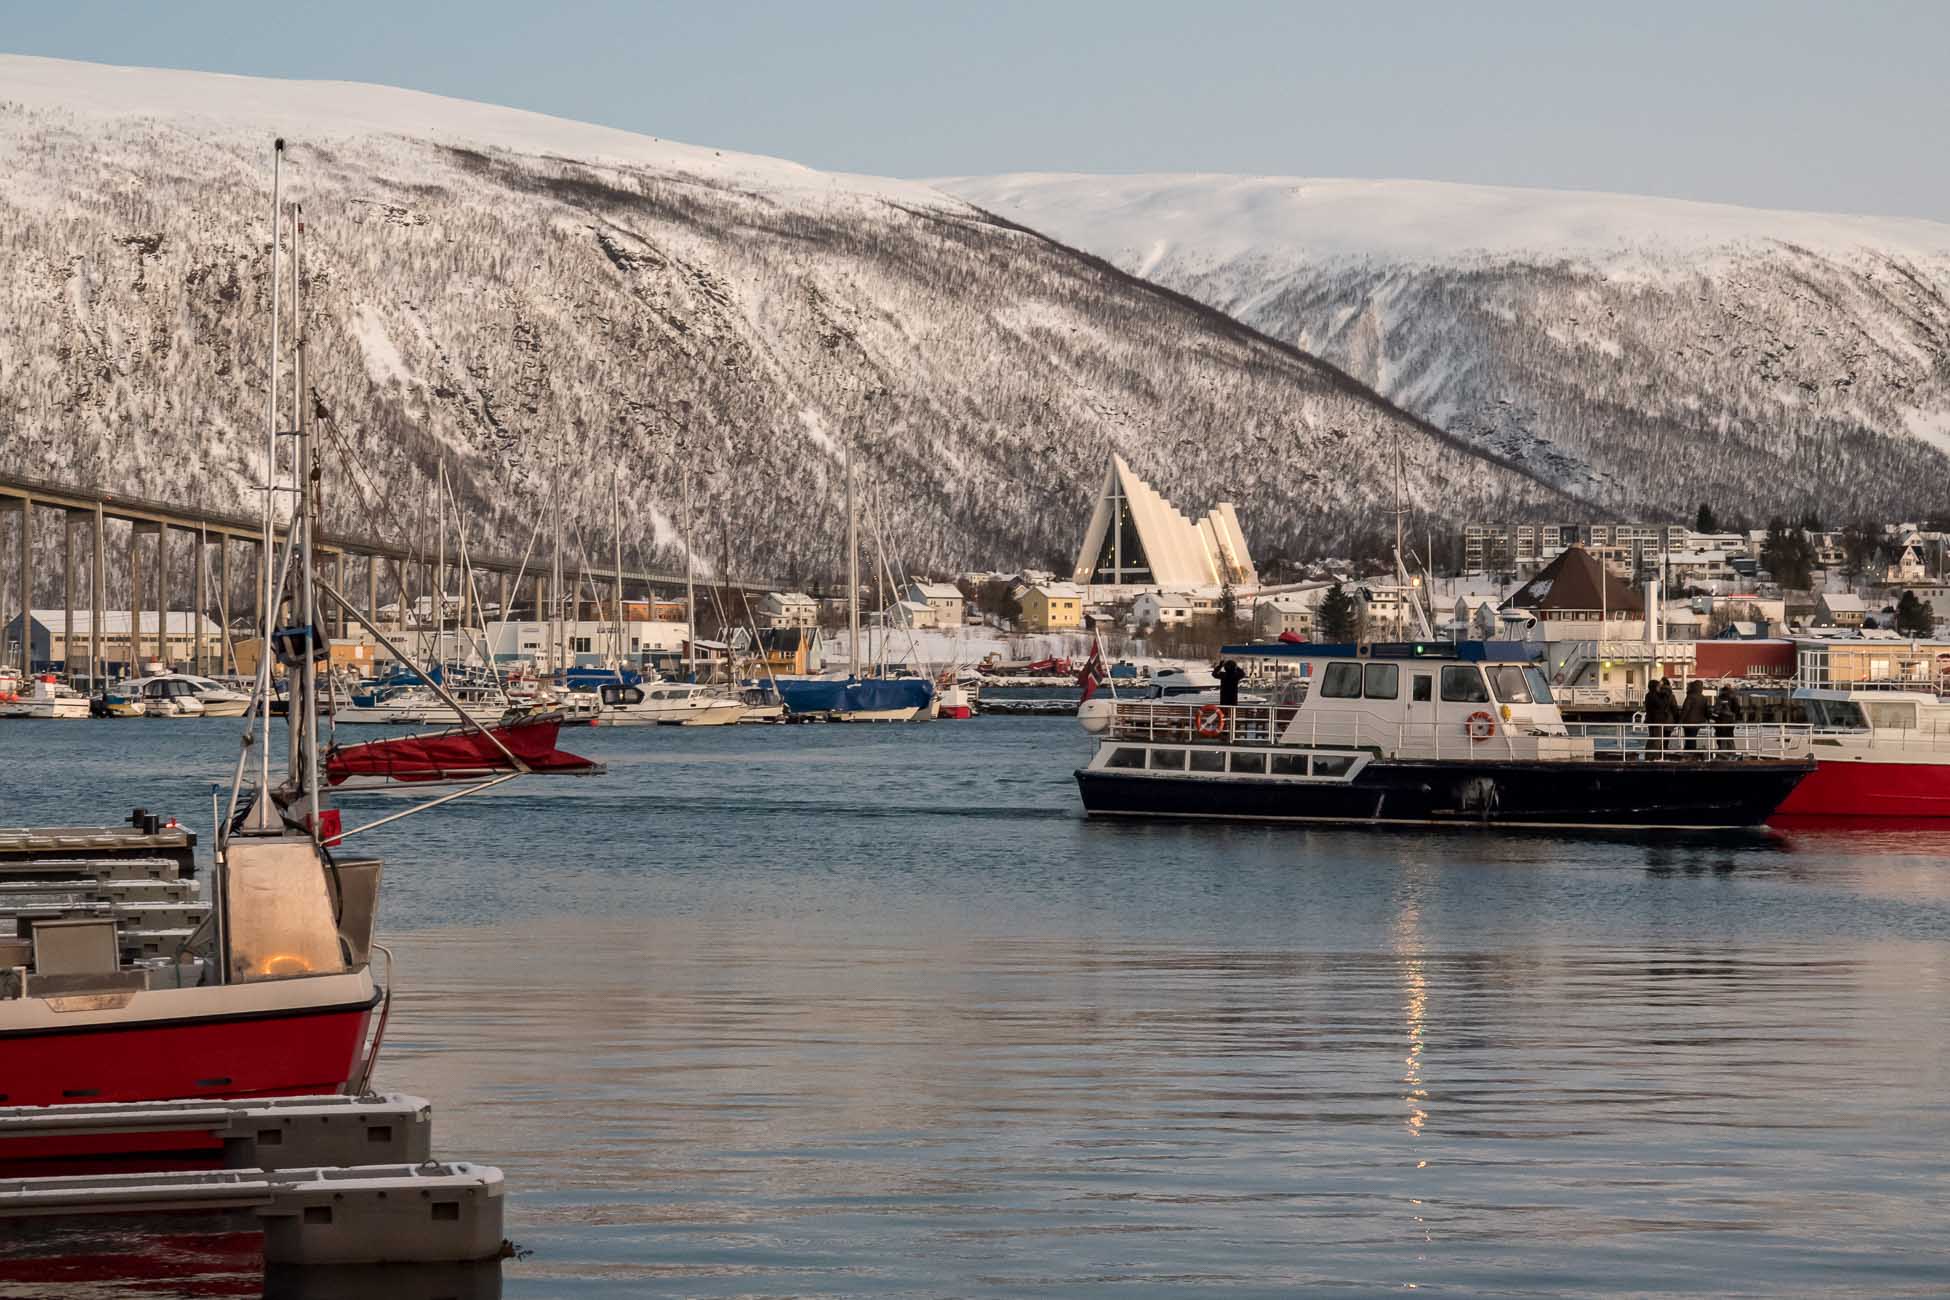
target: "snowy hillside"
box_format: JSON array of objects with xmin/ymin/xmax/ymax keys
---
[
  {"xmin": 0, "ymin": 56, "xmax": 1566, "ymax": 590},
  {"xmin": 944, "ymin": 174, "xmax": 1950, "ymax": 520}
]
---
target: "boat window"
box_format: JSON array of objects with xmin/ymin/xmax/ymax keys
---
[
  {"xmin": 1106, "ymin": 747, "xmax": 1146, "ymax": 770},
  {"xmin": 1864, "ymin": 702, "xmax": 1918, "ymax": 731},
  {"xmin": 1188, "ymin": 749, "xmax": 1226, "ymax": 773},
  {"xmin": 1525, "ymin": 667, "xmax": 1555, "ymax": 705},
  {"xmin": 1320, "ymin": 662, "xmax": 1363, "ymax": 699},
  {"xmin": 1440, "ymin": 666, "xmax": 1490, "ymax": 703},
  {"xmin": 1269, "ymin": 753, "xmax": 1309, "ymax": 777},
  {"xmin": 1363, "ymin": 664, "xmax": 1399, "ymax": 700},
  {"xmin": 1311, "ymin": 754, "xmax": 1355, "ymax": 778},
  {"xmin": 1807, "ymin": 699, "xmax": 1869, "ymax": 731},
  {"xmin": 1412, "ymin": 674, "xmax": 1432, "ymax": 703},
  {"xmin": 1230, "ymin": 751, "xmax": 1267, "ymax": 774},
  {"xmin": 1488, "ymin": 665, "xmax": 1533, "ymax": 704},
  {"xmin": 1149, "ymin": 748, "xmax": 1188, "ymax": 770}
]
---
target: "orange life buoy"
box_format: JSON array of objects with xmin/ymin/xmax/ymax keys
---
[
  {"xmin": 1194, "ymin": 704, "xmax": 1228, "ymax": 737},
  {"xmin": 1467, "ymin": 710, "xmax": 1496, "ymax": 742}
]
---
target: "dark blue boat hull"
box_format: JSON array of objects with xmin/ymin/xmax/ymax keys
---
[{"xmin": 1076, "ymin": 759, "xmax": 1812, "ymax": 830}]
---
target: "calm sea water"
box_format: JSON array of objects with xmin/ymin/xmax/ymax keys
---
[{"xmin": 4, "ymin": 717, "xmax": 1950, "ymax": 1297}]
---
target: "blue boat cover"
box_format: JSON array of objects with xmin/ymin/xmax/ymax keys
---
[{"xmin": 777, "ymin": 676, "xmax": 935, "ymax": 716}]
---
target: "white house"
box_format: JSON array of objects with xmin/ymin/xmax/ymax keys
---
[
  {"xmin": 1815, "ymin": 592, "xmax": 1867, "ymax": 628},
  {"xmin": 1250, "ymin": 588, "xmax": 1326, "ymax": 639},
  {"xmin": 1133, "ymin": 591, "xmax": 1196, "ymax": 628},
  {"xmin": 758, "ymin": 591, "xmax": 820, "ymax": 629},
  {"xmin": 902, "ymin": 582, "xmax": 965, "ymax": 629}
]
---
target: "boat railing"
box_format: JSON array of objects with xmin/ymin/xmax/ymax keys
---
[{"xmin": 1102, "ymin": 701, "xmax": 1812, "ymax": 763}]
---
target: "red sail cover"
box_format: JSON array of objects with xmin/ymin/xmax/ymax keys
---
[{"xmin": 326, "ymin": 715, "xmax": 601, "ymax": 786}]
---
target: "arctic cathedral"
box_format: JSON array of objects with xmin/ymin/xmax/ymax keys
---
[{"xmin": 1071, "ymin": 454, "xmax": 1258, "ymax": 594}]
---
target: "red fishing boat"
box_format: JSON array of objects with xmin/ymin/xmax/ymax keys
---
[{"xmin": 0, "ymin": 142, "xmax": 594, "ymax": 1170}]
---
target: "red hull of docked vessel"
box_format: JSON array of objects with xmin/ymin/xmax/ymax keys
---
[
  {"xmin": 0, "ymin": 991, "xmax": 377, "ymax": 1168},
  {"xmin": 1770, "ymin": 758, "xmax": 1950, "ymax": 819}
]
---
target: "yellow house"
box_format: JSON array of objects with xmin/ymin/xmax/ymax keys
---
[{"xmin": 1019, "ymin": 583, "xmax": 1084, "ymax": 632}]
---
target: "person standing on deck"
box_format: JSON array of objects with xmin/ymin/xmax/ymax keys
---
[
  {"xmin": 1643, "ymin": 678, "xmax": 1673, "ymax": 754},
  {"xmin": 1678, "ymin": 679, "xmax": 1710, "ymax": 753},
  {"xmin": 1214, "ymin": 658, "xmax": 1245, "ymax": 707},
  {"xmin": 1713, "ymin": 684, "xmax": 1743, "ymax": 755}
]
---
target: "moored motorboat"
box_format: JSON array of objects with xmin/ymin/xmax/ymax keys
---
[
  {"xmin": 1737, "ymin": 686, "xmax": 1950, "ymax": 819},
  {"xmin": 579, "ymin": 678, "xmax": 748, "ymax": 726},
  {"xmin": 1076, "ymin": 641, "xmax": 1815, "ymax": 831},
  {"xmin": 3, "ymin": 674, "xmax": 91, "ymax": 720}
]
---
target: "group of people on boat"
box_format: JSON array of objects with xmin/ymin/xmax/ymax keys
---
[{"xmin": 1643, "ymin": 676, "xmax": 1745, "ymax": 754}]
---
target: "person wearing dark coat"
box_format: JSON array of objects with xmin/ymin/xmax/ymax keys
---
[
  {"xmin": 1643, "ymin": 680, "xmax": 1671, "ymax": 754},
  {"xmin": 1712, "ymin": 684, "xmax": 1743, "ymax": 755},
  {"xmin": 1678, "ymin": 679, "xmax": 1710, "ymax": 753},
  {"xmin": 1214, "ymin": 658, "xmax": 1246, "ymax": 707}
]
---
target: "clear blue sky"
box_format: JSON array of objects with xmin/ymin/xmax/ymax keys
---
[{"xmin": 9, "ymin": 1, "xmax": 1948, "ymax": 220}]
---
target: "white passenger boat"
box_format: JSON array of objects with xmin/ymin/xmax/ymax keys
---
[{"xmin": 1076, "ymin": 640, "xmax": 1817, "ymax": 831}]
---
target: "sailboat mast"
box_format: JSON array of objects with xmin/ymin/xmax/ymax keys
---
[
  {"xmin": 612, "ymin": 464, "xmax": 623, "ymax": 673},
  {"xmin": 551, "ymin": 443, "xmax": 564, "ymax": 679},
  {"xmin": 257, "ymin": 141, "xmax": 283, "ymax": 796},
  {"xmin": 683, "ymin": 458, "xmax": 695, "ymax": 681},
  {"xmin": 846, "ymin": 439, "xmax": 859, "ymax": 681},
  {"xmin": 293, "ymin": 203, "xmax": 321, "ymax": 834}
]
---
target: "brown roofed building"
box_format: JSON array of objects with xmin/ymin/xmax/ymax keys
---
[{"xmin": 1503, "ymin": 544, "xmax": 1643, "ymax": 620}]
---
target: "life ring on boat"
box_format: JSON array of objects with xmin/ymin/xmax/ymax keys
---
[
  {"xmin": 1193, "ymin": 704, "xmax": 1228, "ymax": 737},
  {"xmin": 1466, "ymin": 710, "xmax": 1497, "ymax": 742}
]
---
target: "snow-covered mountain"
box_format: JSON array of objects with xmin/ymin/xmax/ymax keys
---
[
  {"xmin": 0, "ymin": 57, "xmax": 1567, "ymax": 586},
  {"xmin": 943, "ymin": 174, "xmax": 1950, "ymax": 520}
]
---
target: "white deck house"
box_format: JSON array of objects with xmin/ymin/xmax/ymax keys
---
[{"xmin": 1072, "ymin": 454, "xmax": 1257, "ymax": 596}]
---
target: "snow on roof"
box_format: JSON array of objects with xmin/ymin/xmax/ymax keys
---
[
  {"xmin": 21, "ymin": 610, "xmax": 222, "ymax": 636},
  {"xmin": 1821, "ymin": 593, "xmax": 1868, "ymax": 612},
  {"xmin": 909, "ymin": 582, "xmax": 964, "ymax": 600}
]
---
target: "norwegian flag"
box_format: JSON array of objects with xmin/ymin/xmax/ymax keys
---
[{"xmin": 1077, "ymin": 642, "xmax": 1110, "ymax": 702}]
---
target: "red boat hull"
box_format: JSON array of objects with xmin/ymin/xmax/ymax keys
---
[
  {"xmin": 1770, "ymin": 756, "xmax": 1950, "ymax": 819},
  {"xmin": 0, "ymin": 986, "xmax": 378, "ymax": 1168}
]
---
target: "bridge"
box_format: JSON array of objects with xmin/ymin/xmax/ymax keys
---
[{"xmin": 0, "ymin": 471, "xmax": 787, "ymax": 676}]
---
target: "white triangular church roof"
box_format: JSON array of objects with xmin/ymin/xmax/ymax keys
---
[{"xmin": 1071, "ymin": 455, "xmax": 1257, "ymax": 588}]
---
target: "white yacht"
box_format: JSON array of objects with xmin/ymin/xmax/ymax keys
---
[
  {"xmin": 584, "ymin": 679, "xmax": 747, "ymax": 726},
  {"xmin": 132, "ymin": 675, "xmax": 207, "ymax": 718},
  {"xmin": 128, "ymin": 672, "xmax": 251, "ymax": 717}
]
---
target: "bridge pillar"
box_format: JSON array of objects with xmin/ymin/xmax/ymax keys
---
[
  {"xmin": 193, "ymin": 529, "xmax": 207, "ymax": 676},
  {"xmin": 154, "ymin": 524, "xmax": 167, "ymax": 672},
  {"xmin": 219, "ymin": 536, "xmax": 233, "ymax": 674},
  {"xmin": 366, "ymin": 554, "xmax": 378, "ymax": 638},
  {"xmin": 91, "ymin": 506, "xmax": 104, "ymax": 682},
  {"xmin": 14, "ymin": 495, "xmax": 30, "ymax": 672},
  {"xmin": 127, "ymin": 523, "xmax": 141, "ymax": 674},
  {"xmin": 61, "ymin": 513, "xmax": 75, "ymax": 680},
  {"xmin": 497, "ymin": 571, "xmax": 509, "ymax": 626}
]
